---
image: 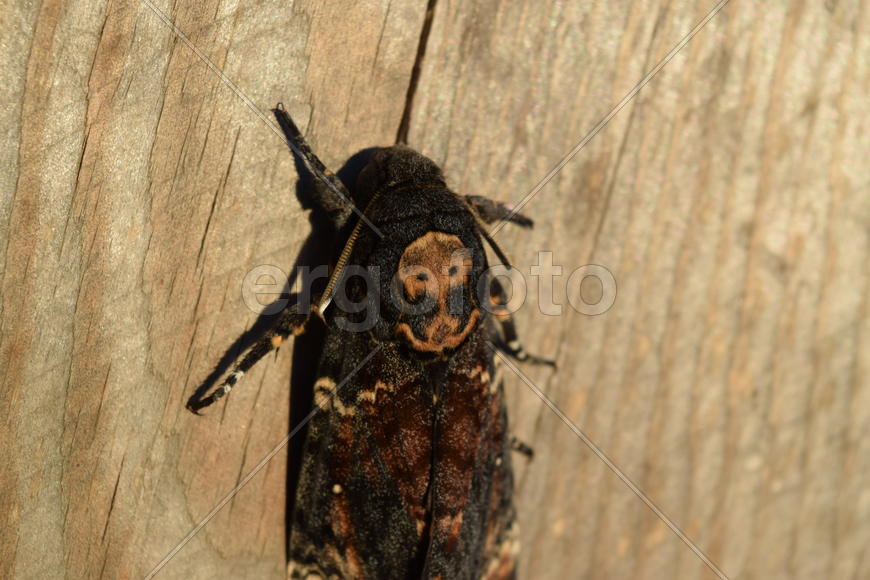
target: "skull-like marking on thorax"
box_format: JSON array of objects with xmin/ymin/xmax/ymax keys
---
[{"xmin": 394, "ymin": 231, "xmax": 480, "ymax": 353}]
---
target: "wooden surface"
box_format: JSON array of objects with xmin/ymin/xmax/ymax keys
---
[{"xmin": 1, "ymin": 0, "xmax": 867, "ymax": 579}]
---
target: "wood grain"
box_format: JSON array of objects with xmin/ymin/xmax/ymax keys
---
[
  {"xmin": 0, "ymin": 0, "xmax": 426, "ymax": 578},
  {"xmin": 1, "ymin": 0, "xmax": 867, "ymax": 579},
  {"xmin": 406, "ymin": 1, "xmax": 869, "ymax": 579}
]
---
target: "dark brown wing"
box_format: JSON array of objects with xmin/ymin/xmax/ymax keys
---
[
  {"xmin": 288, "ymin": 326, "xmax": 517, "ymax": 579},
  {"xmin": 288, "ymin": 334, "xmax": 436, "ymax": 579},
  {"xmin": 422, "ymin": 329, "xmax": 518, "ymax": 580}
]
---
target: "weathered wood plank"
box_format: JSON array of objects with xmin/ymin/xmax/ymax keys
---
[
  {"xmin": 0, "ymin": 0, "xmax": 425, "ymax": 578},
  {"xmin": 404, "ymin": 0, "xmax": 869, "ymax": 579}
]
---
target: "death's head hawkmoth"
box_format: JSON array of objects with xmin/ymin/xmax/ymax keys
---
[{"xmin": 189, "ymin": 105, "xmax": 551, "ymax": 579}]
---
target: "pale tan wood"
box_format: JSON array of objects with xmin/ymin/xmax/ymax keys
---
[
  {"xmin": 0, "ymin": 0, "xmax": 425, "ymax": 578},
  {"xmin": 2, "ymin": 0, "xmax": 868, "ymax": 579},
  {"xmin": 405, "ymin": 1, "xmax": 869, "ymax": 579}
]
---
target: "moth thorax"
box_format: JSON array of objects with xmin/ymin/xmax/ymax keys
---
[{"xmin": 394, "ymin": 231, "xmax": 479, "ymax": 353}]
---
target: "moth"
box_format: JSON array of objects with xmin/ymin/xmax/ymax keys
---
[{"xmin": 189, "ymin": 104, "xmax": 551, "ymax": 579}]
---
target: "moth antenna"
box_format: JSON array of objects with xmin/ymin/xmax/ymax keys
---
[{"xmin": 315, "ymin": 190, "xmax": 383, "ymax": 314}]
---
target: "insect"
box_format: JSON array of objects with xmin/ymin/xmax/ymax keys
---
[{"xmin": 188, "ymin": 104, "xmax": 552, "ymax": 579}]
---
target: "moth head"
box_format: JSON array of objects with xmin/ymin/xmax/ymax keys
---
[
  {"xmin": 392, "ymin": 231, "xmax": 480, "ymax": 354},
  {"xmin": 353, "ymin": 145, "xmax": 445, "ymax": 208}
]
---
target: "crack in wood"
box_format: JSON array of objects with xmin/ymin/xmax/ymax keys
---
[{"xmin": 395, "ymin": 0, "xmax": 438, "ymax": 145}]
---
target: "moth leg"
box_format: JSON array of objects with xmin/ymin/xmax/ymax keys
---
[
  {"xmin": 187, "ymin": 304, "xmax": 310, "ymax": 413},
  {"xmin": 489, "ymin": 277, "xmax": 557, "ymax": 367},
  {"xmin": 510, "ymin": 436, "xmax": 534, "ymax": 459},
  {"xmin": 273, "ymin": 104, "xmax": 353, "ymax": 225},
  {"xmin": 466, "ymin": 195, "xmax": 534, "ymax": 228}
]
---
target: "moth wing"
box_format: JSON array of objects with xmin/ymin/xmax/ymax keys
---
[
  {"xmin": 288, "ymin": 337, "xmax": 434, "ymax": 579},
  {"xmin": 423, "ymin": 331, "xmax": 518, "ymax": 579}
]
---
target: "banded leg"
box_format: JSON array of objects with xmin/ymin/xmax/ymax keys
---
[
  {"xmin": 273, "ymin": 104, "xmax": 353, "ymax": 225},
  {"xmin": 187, "ymin": 304, "xmax": 310, "ymax": 413},
  {"xmin": 466, "ymin": 195, "xmax": 534, "ymax": 228},
  {"xmin": 510, "ymin": 436, "xmax": 534, "ymax": 459},
  {"xmin": 489, "ymin": 277, "xmax": 557, "ymax": 367}
]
